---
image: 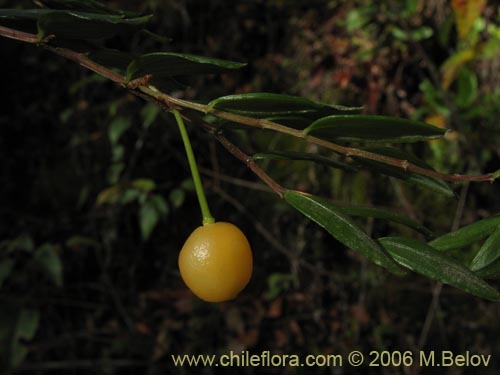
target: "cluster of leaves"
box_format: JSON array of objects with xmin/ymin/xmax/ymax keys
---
[
  {"xmin": 1, "ymin": 0, "xmax": 500, "ymax": 372},
  {"xmin": 2, "ymin": 0, "xmax": 500, "ymax": 288},
  {"xmin": 0, "ymin": 236, "xmax": 62, "ymax": 369}
]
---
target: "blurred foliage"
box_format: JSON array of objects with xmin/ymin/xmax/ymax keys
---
[{"xmin": 1, "ymin": 0, "xmax": 500, "ymax": 374}]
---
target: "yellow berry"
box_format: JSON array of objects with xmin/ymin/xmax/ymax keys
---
[{"xmin": 178, "ymin": 222, "xmax": 253, "ymax": 302}]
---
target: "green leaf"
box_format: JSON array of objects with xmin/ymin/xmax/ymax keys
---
[
  {"xmin": 263, "ymin": 116, "xmax": 313, "ymax": 129},
  {"xmin": 253, "ymin": 151, "xmax": 356, "ymax": 172},
  {"xmin": 441, "ymin": 48, "xmax": 476, "ymax": 90},
  {"xmin": 150, "ymin": 195, "xmax": 169, "ymax": 217},
  {"xmin": 169, "ymin": 189, "xmax": 185, "ymax": 209},
  {"xmin": 404, "ymin": 173, "xmax": 455, "ymax": 197},
  {"xmin": 12, "ymin": 309, "xmax": 39, "ymax": 367},
  {"xmin": 34, "ymin": 244, "xmax": 63, "ymax": 287},
  {"xmin": 37, "ymin": 0, "xmax": 137, "ymax": 16},
  {"xmin": 474, "ymin": 257, "xmax": 500, "ymax": 279},
  {"xmin": 108, "ymin": 117, "xmax": 131, "ymax": 145},
  {"xmin": 429, "ymin": 214, "xmax": 500, "ymax": 251},
  {"xmin": 391, "ymin": 25, "xmax": 433, "ymax": 41},
  {"xmin": 0, "ymin": 259, "xmax": 14, "ymax": 288},
  {"xmin": 469, "ymin": 225, "xmax": 500, "ymax": 271},
  {"xmin": 378, "ymin": 236, "xmax": 500, "ymax": 301},
  {"xmin": 120, "ymin": 189, "xmax": 141, "ymax": 205},
  {"xmin": 455, "ymin": 67, "xmax": 478, "ymax": 107},
  {"xmin": 352, "ymin": 146, "xmax": 454, "ymax": 197},
  {"xmin": 0, "ymin": 235, "xmax": 34, "ymax": 254},
  {"xmin": 141, "ymin": 102, "xmax": 160, "ymax": 129},
  {"xmin": 130, "ymin": 178, "xmax": 156, "ymax": 192},
  {"xmin": 344, "ymin": 7, "xmax": 373, "ymax": 33},
  {"xmin": 451, "ymin": 0, "xmax": 487, "ymax": 41},
  {"xmin": 96, "ymin": 185, "xmax": 121, "ymax": 206},
  {"xmin": 139, "ymin": 200, "xmax": 159, "ymax": 240},
  {"xmin": 107, "ymin": 163, "xmax": 124, "ymax": 185},
  {"xmin": 337, "ymin": 206, "xmax": 434, "ymax": 238},
  {"xmin": 37, "ymin": 11, "xmax": 152, "ymax": 40},
  {"xmin": 284, "ymin": 190, "xmax": 405, "ymax": 275},
  {"xmin": 265, "ymin": 273, "xmax": 293, "ymax": 300},
  {"xmin": 69, "ymin": 73, "xmax": 107, "ymax": 95},
  {"xmin": 492, "ymin": 168, "xmax": 500, "ymax": 181},
  {"xmin": 0, "ymin": 9, "xmax": 47, "ymax": 22},
  {"xmin": 208, "ymin": 92, "xmax": 361, "ymax": 118},
  {"xmin": 126, "ymin": 52, "xmax": 246, "ymax": 82},
  {"xmin": 303, "ymin": 115, "xmax": 446, "ymax": 143},
  {"xmin": 65, "ymin": 235, "xmax": 100, "ymax": 249},
  {"xmin": 87, "ymin": 49, "xmax": 135, "ymax": 71},
  {"xmin": 0, "ymin": 307, "xmax": 40, "ymax": 370},
  {"xmin": 112, "ymin": 144, "xmax": 124, "ymax": 162}
]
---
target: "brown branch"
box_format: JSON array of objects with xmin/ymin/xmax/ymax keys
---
[
  {"xmin": 212, "ymin": 132, "xmax": 286, "ymax": 198},
  {"xmin": 0, "ymin": 24, "xmax": 495, "ymax": 186},
  {"xmin": 0, "ymin": 25, "xmax": 40, "ymax": 43},
  {"xmin": 123, "ymin": 86, "xmax": 287, "ymax": 196},
  {"xmin": 180, "ymin": 111, "xmax": 286, "ymax": 196},
  {"xmin": 139, "ymin": 86, "xmax": 494, "ymax": 183},
  {"xmin": 42, "ymin": 44, "xmax": 125, "ymax": 84},
  {"xmin": 199, "ymin": 167, "xmax": 273, "ymax": 193}
]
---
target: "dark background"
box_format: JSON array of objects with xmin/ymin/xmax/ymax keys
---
[{"xmin": 1, "ymin": 0, "xmax": 500, "ymax": 374}]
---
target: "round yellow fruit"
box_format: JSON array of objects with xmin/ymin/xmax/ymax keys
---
[{"xmin": 178, "ymin": 222, "xmax": 253, "ymax": 302}]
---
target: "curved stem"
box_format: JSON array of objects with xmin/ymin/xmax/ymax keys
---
[
  {"xmin": 139, "ymin": 86, "xmax": 494, "ymax": 183},
  {"xmin": 0, "ymin": 24, "xmax": 495, "ymax": 184},
  {"xmin": 172, "ymin": 109, "xmax": 215, "ymax": 225}
]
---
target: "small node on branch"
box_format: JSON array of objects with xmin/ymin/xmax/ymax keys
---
[
  {"xmin": 38, "ymin": 34, "xmax": 56, "ymax": 44},
  {"xmin": 402, "ymin": 160, "xmax": 409, "ymax": 171},
  {"xmin": 128, "ymin": 74, "xmax": 154, "ymax": 89}
]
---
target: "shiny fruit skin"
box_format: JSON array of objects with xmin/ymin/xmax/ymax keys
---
[{"xmin": 178, "ymin": 222, "xmax": 253, "ymax": 302}]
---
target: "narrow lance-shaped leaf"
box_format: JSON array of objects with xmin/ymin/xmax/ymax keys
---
[
  {"xmin": 264, "ymin": 116, "xmax": 313, "ymax": 129},
  {"xmin": 37, "ymin": 0, "xmax": 139, "ymax": 16},
  {"xmin": 337, "ymin": 206, "xmax": 434, "ymax": 238},
  {"xmin": 0, "ymin": 9, "xmax": 151, "ymax": 39},
  {"xmin": 11, "ymin": 309, "xmax": 40, "ymax": 367},
  {"xmin": 208, "ymin": 92, "xmax": 362, "ymax": 118},
  {"xmin": 126, "ymin": 52, "xmax": 246, "ymax": 82},
  {"xmin": 253, "ymin": 151, "xmax": 356, "ymax": 172},
  {"xmin": 284, "ymin": 190, "xmax": 405, "ymax": 275},
  {"xmin": 0, "ymin": 8, "xmax": 46, "ymax": 33},
  {"xmin": 429, "ymin": 214, "xmax": 500, "ymax": 251},
  {"xmin": 34, "ymin": 244, "xmax": 63, "ymax": 287},
  {"xmin": 37, "ymin": 11, "xmax": 152, "ymax": 40},
  {"xmin": 87, "ymin": 49, "xmax": 135, "ymax": 71},
  {"xmin": 303, "ymin": 115, "xmax": 446, "ymax": 143},
  {"xmin": 474, "ymin": 258, "xmax": 500, "ymax": 280},
  {"xmin": 0, "ymin": 307, "xmax": 40, "ymax": 370},
  {"xmin": 391, "ymin": 25, "xmax": 433, "ymax": 42},
  {"xmin": 0, "ymin": 9, "xmax": 50, "ymax": 21},
  {"xmin": 492, "ymin": 168, "xmax": 500, "ymax": 181},
  {"xmin": 352, "ymin": 146, "xmax": 454, "ymax": 197},
  {"xmin": 441, "ymin": 48, "xmax": 476, "ymax": 90},
  {"xmin": 257, "ymin": 160, "xmax": 431, "ymax": 235},
  {"xmin": 451, "ymin": 0, "xmax": 487, "ymax": 41},
  {"xmin": 0, "ymin": 259, "xmax": 15, "ymax": 288},
  {"xmin": 469, "ymin": 225, "xmax": 500, "ymax": 272},
  {"xmin": 379, "ymin": 236, "xmax": 500, "ymax": 301}
]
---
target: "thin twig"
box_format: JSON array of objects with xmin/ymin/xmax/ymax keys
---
[
  {"xmin": 0, "ymin": 24, "xmax": 495, "ymax": 186},
  {"xmin": 199, "ymin": 167, "xmax": 272, "ymax": 193},
  {"xmin": 212, "ymin": 132, "xmax": 286, "ymax": 197},
  {"xmin": 187, "ymin": 111, "xmax": 283, "ymax": 198},
  {"xmin": 140, "ymin": 86, "xmax": 495, "ymax": 183},
  {"xmin": 213, "ymin": 186, "xmax": 329, "ymax": 276}
]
